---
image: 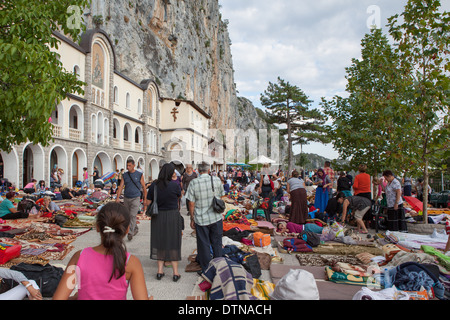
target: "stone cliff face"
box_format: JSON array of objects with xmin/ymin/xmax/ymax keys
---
[{"xmin": 84, "ymin": 0, "xmax": 239, "ymax": 131}]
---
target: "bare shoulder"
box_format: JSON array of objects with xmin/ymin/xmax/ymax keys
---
[{"xmin": 126, "ymin": 254, "xmax": 143, "ymax": 271}]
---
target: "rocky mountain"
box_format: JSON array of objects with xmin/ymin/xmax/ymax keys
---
[{"xmin": 83, "ymin": 0, "xmax": 241, "ymax": 132}]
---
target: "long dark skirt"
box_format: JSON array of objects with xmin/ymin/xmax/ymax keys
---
[
  {"xmin": 150, "ymin": 209, "xmax": 183, "ymax": 261},
  {"xmin": 289, "ymin": 188, "xmax": 308, "ymax": 225}
]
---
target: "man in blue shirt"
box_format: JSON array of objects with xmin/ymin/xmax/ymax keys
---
[{"xmin": 116, "ymin": 159, "xmax": 147, "ymax": 240}]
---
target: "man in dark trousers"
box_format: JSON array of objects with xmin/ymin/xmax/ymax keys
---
[{"xmin": 116, "ymin": 159, "xmax": 147, "ymax": 240}]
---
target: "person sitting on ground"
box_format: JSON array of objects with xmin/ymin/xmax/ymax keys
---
[
  {"xmin": 53, "ymin": 202, "xmax": 151, "ymax": 300},
  {"xmin": 41, "ymin": 196, "xmax": 60, "ymax": 214},
  {"xmin": 23, "ymin": 179, "xmax": 37, "ymax": 194},
  {"xmin": 37, "ymin": 180, "xmax": 46, "ymax": 192},
  {"xmin": 0, "ymin": 267, "xmax": 42, "ymax": 300},
  {"xmin": 339, "ymin": 195, "xmax": 372, "ymax": 234},
  {"xmin": 60, "ymin": 184, "xmax": 76, "ymax": 200},
  {"xmin": 110, "ymin": 183, "xmax": 118, "ymax": 196},
  {"xmin": 0, "ymin": 192, "xmax": 29, "ymax": 220}
]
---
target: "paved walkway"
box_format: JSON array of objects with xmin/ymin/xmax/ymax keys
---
[{"xmin": 54, "ymin": 206, "xmax": 290, "ymax": 300}]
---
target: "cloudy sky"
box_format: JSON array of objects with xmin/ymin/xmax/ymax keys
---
[{"xmin": 219, "ymin": 0, "xmax": 449, "ymax": 160}]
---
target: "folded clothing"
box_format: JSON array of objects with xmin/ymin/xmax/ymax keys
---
[{"xmin": 283, "ymin": 238, "xmax": 313, "ymax": 253}]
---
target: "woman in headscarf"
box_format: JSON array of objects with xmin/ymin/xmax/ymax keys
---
[
  {"xmin": 145, "ymin": 163, "xmax": 183, "ymax": 282},
  {"xmin": 313, "ymin": 168, "xmax": 332, "ymax": 213},
  {"xmin": 286, "ymin": 170, "xmax": 308, "ymax": 225}
]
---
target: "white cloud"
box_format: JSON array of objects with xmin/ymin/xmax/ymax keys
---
[{"xmin": 219, "ymin": 0, "xmax": 450, "ymax": 160}]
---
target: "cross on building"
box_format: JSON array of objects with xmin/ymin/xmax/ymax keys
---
[{"xmin": 171, "ymin": 107, "xmax": 179, "ymax": 122}]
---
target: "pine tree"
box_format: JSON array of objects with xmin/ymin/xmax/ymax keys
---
[{"xmin": 260, "ymin": 77, "xmax": 315, "ymax": 173}]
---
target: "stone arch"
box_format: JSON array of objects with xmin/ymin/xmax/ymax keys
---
[
  {"xmin": 49, "ymin": 144, "xmax": 68, "ymax": 186},
  {"xmin": 113, "ymin": 153, "xmax": 124, "ymax": 172},
  {"xmin": 69, "ymin": 104, "xmax": 84, "ymax": 140},
  {"xmin": 0, "ymin": 147, "xmax": 19, "ymax": 188},
  {"xmin": 149, "ymin": 158, "xmax": 159, "ymax": 181},
  {"xmin": 93, "ymin": 151, "xmax": 112, "ymax": 177},
  {"xmin": 71, "ymin": 148, "xmax": 87, "ymax": 187},
  {"xmin": 22, "ymin": 143, "xmax": 45, "ymax": 187}
]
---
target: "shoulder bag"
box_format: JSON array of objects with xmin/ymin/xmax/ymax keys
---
[
  {"xmin": 145, "ymin": 183, "xmax": 159, "ymax": 217},
  {"xmin": 127, "ymin": 171, "xmax": 143, "ymax": 199},
  {"xmin": 211, "ymin": 175, "xmax": 225, "ymax": 213}
]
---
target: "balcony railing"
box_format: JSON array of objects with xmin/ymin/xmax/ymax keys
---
[
  {"xmin": 135, "ymin": 143, "xmax": 142, "ymax": 151},
  {"xmin": 52, "ymin": 125, "xmax": 62, "ymax": 138},
  {"xmin": 69, "ymin": 128, "xmax": 81, "ymax": 141},
  {"xmin": 124, "ymin": 141, "xmax": 132, "ymax": 150}
]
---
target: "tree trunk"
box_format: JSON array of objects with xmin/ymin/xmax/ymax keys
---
[
  {"xmin": 287, "ymin": 100, "xmax": 293, "ymax": 174},
  {"xmin": 423, "ymin": 159, "xmax": 429, "ymax": 225}
]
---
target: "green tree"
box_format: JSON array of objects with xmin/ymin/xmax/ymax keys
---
[
  {"xmin": 260, "ymin": 77, "xmax": 314, "ymax": 173},
  {"xmin": 292, "ymin": 107, "xmax": 330, "ymax": 156},
  {"xmin": 388, "ymin": 0, "xmax": 450, "ymax": 222},
  {"xmin": 0, "ymin": 0, "xmax": 89, "ymax": 152},
  {"xmin": 321, "ymin": 28, "xmax": 405, "ymax": 178}
]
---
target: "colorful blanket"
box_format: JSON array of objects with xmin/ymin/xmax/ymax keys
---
[
  {"xmin": 325, "ymin": 266, "xmax": 380, "ymax": 287},
  {"xmin": 201, "ymin": 257, "xmax": 257, "ymax": 300}
]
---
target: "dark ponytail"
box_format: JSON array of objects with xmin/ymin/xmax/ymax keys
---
[{"xmin": 96, "ymin": 202, "xmax": 131, "ymax": 282}]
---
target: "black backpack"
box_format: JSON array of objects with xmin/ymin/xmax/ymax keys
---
[
  {"xmin": 11, "ymin": 263, "xmax": 64, "ymax": 297},
  {"xmin": 298, "ymin": 231, "xmax": 321, "ymax": 247}
]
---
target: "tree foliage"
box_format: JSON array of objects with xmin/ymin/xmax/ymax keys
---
[
  {"xmin": 322, "ymin": 0, "xmax": 449, "ymax": 223},
  {"xmin": 322, "ymin": 28, "xmax": 406, "ymax": 176},
  {"xmin": 0, "ymin": 0, "xmax": 90, "ymax": 152},
  {"xmin": 261, "ymin": 77, "xmax": 324, "ymax": 172},
  {"xmin": 387, "ymin": 0, "xmax": 450, "ymax": 221}
]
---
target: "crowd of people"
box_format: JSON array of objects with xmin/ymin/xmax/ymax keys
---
[{"xmin": 1, "ymin": 158, "xmax": 449, "ymax": 300}]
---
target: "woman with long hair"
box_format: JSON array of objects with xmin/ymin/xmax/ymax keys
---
[{"xmin": 145, "ymin": 163, "xmax": 183, "ymax": 282}]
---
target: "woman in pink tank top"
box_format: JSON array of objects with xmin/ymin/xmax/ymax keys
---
[{"xmin": 53, "ymin": 202, "xmax": 151, "ymax": 300}]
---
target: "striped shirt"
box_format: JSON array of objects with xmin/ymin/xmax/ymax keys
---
[{"xmin": 186, "ymin": 174, "xmax": 225, "ymax": 226}]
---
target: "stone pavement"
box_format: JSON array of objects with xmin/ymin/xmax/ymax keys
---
[{"xmin": 54, "ymin": 206, "xmax": 295, "ymax": 300}]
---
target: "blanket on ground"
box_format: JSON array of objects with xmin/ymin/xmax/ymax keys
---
[{"xmin": 201, "ymin": 257, "xmax": 257, "ymax": 300}]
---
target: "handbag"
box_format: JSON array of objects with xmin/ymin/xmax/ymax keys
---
[
  {"xmin": 145, "ymin": 183, "xmax": 159, "ymax": 217},
  {"xmin": 211, "ymin": 175, "xmax": 225, "ymax": 213}
]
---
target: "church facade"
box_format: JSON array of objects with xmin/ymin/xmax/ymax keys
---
[{"xmin": 0, "ymin": 28, "xmax": 226, "ymax": 189}]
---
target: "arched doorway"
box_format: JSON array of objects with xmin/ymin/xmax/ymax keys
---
[
  {"xmin": 71, "ymin": 149, "xmax": 87, "ymax": 187},
  {"xmin": 22, "ymin": 144, "xmax": 45, "ymax": 187},
  {"xmin": 113, "ymin": 154, "xmax": 124, "ymax": 172},
  {"xmin": 69, "ymin": 104, "xmax": 84, "ymax": 141},
  {"xmin": 93, "ymin": 152, "xmax": 112, "ymax": 180},
  {"xmin": 149, "ymin": 159, "xmax": 159, "ymax": 181},
  {"xmin": 0, "ymin": 148, "xmax": 19, "ymax": 188},
  {"xmin": 123, "ymin": 123, "xmax": 132, "ymax": 150},
  {"xmin": 137, "ymin": 157, "xmax": 145, "ymax": 176},
  {"xmin": 49, "ymin": 145, "xmax": 68, "ymax": 186}
]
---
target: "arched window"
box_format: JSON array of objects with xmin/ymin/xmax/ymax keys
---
[
  {"xmin": 114, "ymin": 86, "xmax": 118, "ymax": 103},
  {"xmin": 126, "ymin": 93, "xmax": 130, "ymax": 110},
  {"xmin": 138, "ymin": 99, "xmax": 142, "ymax": 114},
  {"xmin": 73, "ymin": 65, "xmax": 81, "ymax": 80}
]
